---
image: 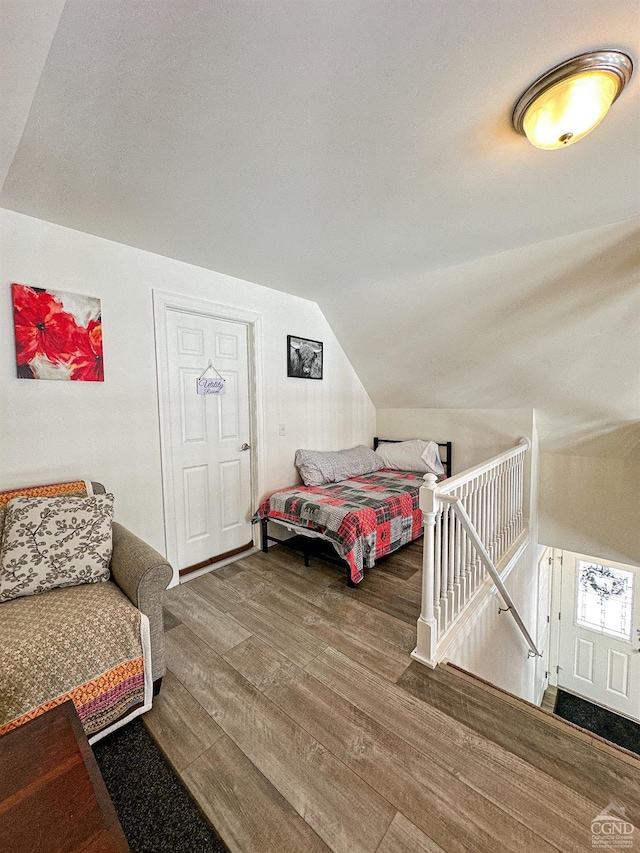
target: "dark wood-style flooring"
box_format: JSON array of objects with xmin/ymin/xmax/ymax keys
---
[{"xmin": 145, "ymin": 541, "xmax": 640, "ymax": 853}]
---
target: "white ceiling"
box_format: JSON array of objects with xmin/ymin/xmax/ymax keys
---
[
  {"xmin": 0, "ymin": 0, "xmax": 66, "ymax": 189},
  {"xmin": 2, "ymin": 0, "xmax": 639, "ymax": 293},
  {"xmin": 2, "ymin": 0, "xmax": 640, "ymax": 452}
]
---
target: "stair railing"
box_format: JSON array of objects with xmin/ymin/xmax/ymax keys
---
[{"xmin": 414, "ymin": 437, "xmax": 540, "ymax": 666}]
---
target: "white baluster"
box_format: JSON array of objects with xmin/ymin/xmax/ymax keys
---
[
  {"xmin": 450, "ymin": 495, "xmax": 460, "ymax": 619},
  {"xmin": 473, "ymin": 477, "xmax": 479, "ymax": 584},
  {"xmin": 482, "ymin": 473, "xmax": 490, "ymax": 574},
  {"xmin": 510, "ymin": 458, "xmax": 516, "ymax": 540},
  {"xmin": 499, "ymin": 461, "xmax": 507, "ymax": 559},
  {"xmin": 461, "ymin": 482, "xmax": 470, "ymax": 605},
  {"xmin": 441, "ymin": 504, "xmax": 450, "ymax": 628},
  {"xmin": 434, "ymin": 505, "xmax": 442, "ymax": 631},
  {"xmin": 517, "ymin": 455, "xmax": 524, "ymax": 535},
  {"xmin": 494, "ymin": 464, "xmax": 501, "ymax": 559}
]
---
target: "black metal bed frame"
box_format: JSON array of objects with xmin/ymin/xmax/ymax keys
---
[{"xmin": 260, "ymin": 438, "xmax": 453, "ymax": 584}]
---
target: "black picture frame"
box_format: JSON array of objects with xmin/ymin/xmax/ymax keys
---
[{"xmin": 287, "ymin": 335, "xmax": 323, "ymax": 379}]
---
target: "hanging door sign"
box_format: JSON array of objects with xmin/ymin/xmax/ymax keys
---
[
  {"xmin": 197, "ymin": 361, "xmax": 226, "ymax": 395},
  {"xmin": 197, "ymin": 377, "xmax": 226, "ymax": 395}
]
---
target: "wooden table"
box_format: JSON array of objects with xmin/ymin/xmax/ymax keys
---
[{"xmin": 0, "ymin": 700, "xmax": 130, "ymax": 853}]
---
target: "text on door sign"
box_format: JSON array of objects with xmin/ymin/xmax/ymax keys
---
[{"xmin": 197, "ymin": 377, "xmax": 226, "ymax": 395}]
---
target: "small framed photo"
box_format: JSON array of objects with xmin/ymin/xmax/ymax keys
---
[{"xmin": 287, "ymin": 335, "xmax": 323, "ymax": 380}]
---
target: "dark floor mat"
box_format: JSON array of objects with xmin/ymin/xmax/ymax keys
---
[
  {"xmin": 554, "ymin": 690, "xmax": 640, "ymax": 756},
  {"xmin": 93, "ymin": 717, "xmax": 229, "ymax": 853}
]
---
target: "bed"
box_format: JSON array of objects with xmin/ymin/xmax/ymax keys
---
[{"xmin": 255, "ymin": 439, "xmax": 452, "ymax": 585}]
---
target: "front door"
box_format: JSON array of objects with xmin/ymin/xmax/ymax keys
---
[
  {"xmin": 165, "ymin": 309, "xmax": 253, "ymax": 572},
  {"xmin": 558, "ymin": 550, "xmax": 640, "ymax": 721}
]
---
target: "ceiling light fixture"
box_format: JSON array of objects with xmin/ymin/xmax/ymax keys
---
[{"xmin": 512, "ymin": 49, "xmax": 633, "ymax": 150}]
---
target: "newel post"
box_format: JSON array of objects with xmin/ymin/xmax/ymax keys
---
[{"xmin": 413, "ymin": 473, "xmax": 440, "ymax": 667}]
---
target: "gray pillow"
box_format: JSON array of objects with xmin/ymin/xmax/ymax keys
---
[
  {"xmin": 295, "ymin": 445, "xmax": 383, "ymax": 487},
  {"xmin": 0, "ymin": 494, "xmax": 114, "ymax": 603}
]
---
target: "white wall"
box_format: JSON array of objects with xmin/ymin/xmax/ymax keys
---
[
  {"xmin": 540, "ymin": 446, "xmax": 640, "ymax": 568},
  {"xmin": 376, "ymin": 408, "xmax": 534, "ymax": 474},
  {"xmin": 0, "ymin": 209, "xmax": 375, "ymax": 556},
  {"xmin": 352, "ymin": 219, "xmax": 640, "ymax": 567}
]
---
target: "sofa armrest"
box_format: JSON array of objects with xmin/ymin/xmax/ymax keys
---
[{"xmin": 110, "ymin": 522, "xmax": 173, "ymax": 684}]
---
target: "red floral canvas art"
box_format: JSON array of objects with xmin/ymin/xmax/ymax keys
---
[{"xmin": 12, "ymin": 283, "xmax": 104, "ymax": 381}]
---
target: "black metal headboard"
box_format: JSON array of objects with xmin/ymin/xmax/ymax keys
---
[{"xmin": 373, "ymin": 437, "xmax": 452, "ymax": 479}]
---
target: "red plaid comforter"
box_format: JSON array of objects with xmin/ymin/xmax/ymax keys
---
[{"xmin": 255, "ymin": 469, "xmax": 426, "ymax": 584}]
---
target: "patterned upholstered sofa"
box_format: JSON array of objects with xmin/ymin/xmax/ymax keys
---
[{"xmin": 0, "ymin": 480, "xmax": 173, "ymax": 743}]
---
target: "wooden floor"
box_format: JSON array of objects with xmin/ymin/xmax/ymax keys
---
[{"xmin": 145, "ymin": 541, "xmax": 640, "ymax": 853}]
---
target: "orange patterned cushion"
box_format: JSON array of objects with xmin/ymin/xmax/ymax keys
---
[
  {"xmin": 0, "ymin": 481, "xmax": 90, "ymax": 560},
  {"xmin": 0, "ymin": 480, "xmax": 88, "ymax": 507}
]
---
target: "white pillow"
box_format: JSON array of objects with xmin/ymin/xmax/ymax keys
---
[
  {"xmin": 0, "ymin": 494, "xmax": 114, "ymax": 603},
  {"xmin": 295, "ymin": 445, "xmax": 383, "ymax": 487},
  {"xmin": 375, "ymin": 439, "xmax": 444, "ymax": 475}
]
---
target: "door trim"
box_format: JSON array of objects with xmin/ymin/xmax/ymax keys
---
[
  {"xmin": 548, "ymin": 548, "xmax": 563, "ymax": 687},
  {"xmin": 535, "ymin": 545, "xmax": 553, "ymax": 702},
  {"xmin": 153, "ymin": 290, "xmax": 265, "ymax": 586}
]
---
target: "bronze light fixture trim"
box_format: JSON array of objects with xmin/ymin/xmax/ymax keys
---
[{"xmin": 512, "ymin": 50, "xmax": 633, "ymax": 149}]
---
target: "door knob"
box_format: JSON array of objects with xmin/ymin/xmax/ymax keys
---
[{"xmin": 241, "ymin": 443, "xmax": 251, "ymax": 451}]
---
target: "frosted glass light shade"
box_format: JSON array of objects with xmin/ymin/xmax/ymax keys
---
[
  {"xmin": 512, "ymin": 50, "xmax": 633, "ymax": 151},
  {"xmin": 523, "ymin": 71, "xmax": 618, "ymax": 149}
]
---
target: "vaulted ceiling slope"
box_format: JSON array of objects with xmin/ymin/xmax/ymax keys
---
[
  {"xmin": 343, "ymin": 217, "xmax": 640, "ymax": 453},
  {"xmin": 2, "ymin": 0, "xmax": 639, "ymax": 291},
  {"xmin": 2, "ymin": 0, "xmax": 640, "ymax": 455}
]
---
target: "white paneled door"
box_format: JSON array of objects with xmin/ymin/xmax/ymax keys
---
[
  {"xmin": 558, "ymin": 550, "xmax": 640, "ymax": 722},
  {"xmin": 165, "ymin": 309, "xmax": 253, "ymax": 571}
]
